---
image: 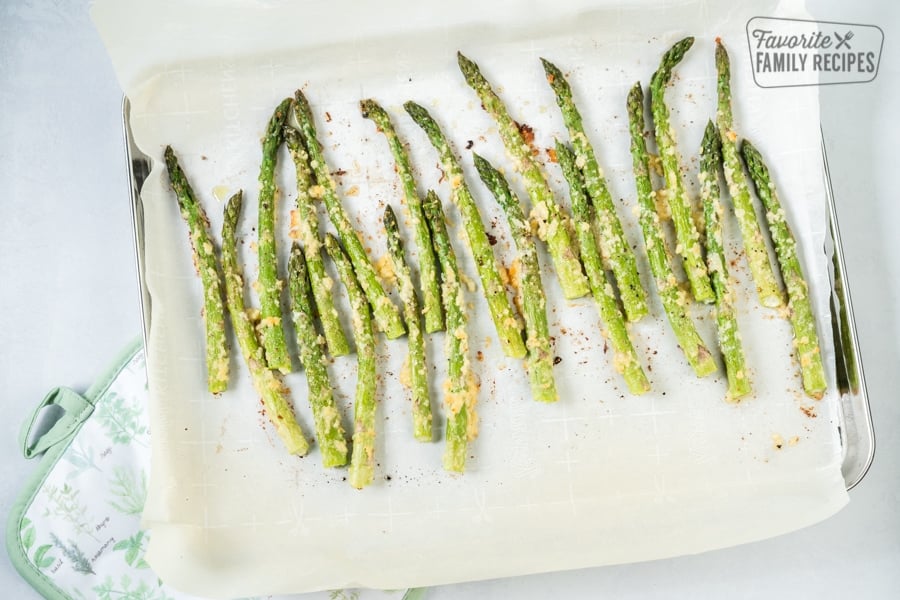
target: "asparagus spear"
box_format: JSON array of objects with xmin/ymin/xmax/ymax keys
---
[
  {"xmin": 555, "ymin": 141, "xmax": 651, "ymax": 394},
  {"xmin": 221, "ymin": 191, "xmax": 309, "ymax": 456},
  {"xmin": 715, "ymin": 39, "xmax": 784, "ymax": 309},
  {"xmin": 541, "ymin": 58, "xmax": 649, "ymax": 322},
  {"xmin": 284, "ymin": 126, "xmax": 350, "ymax": 357},
  {"xmin": 287, "ymin": 244, "xmax": 349, "ymax": 466},
  {"xmin": 627, "ymin": 83, "xmax": 716, "ymax": 377},
  {"xmin": 293, "ymin": 90, "xmax": 406, "ymax": 339},
  {"xmin": 163, "ymin": 146, "xmax": 230, "ymax": 394},
  {"xmin": 422, "ymin": 191, "xmax": 478, "ymax": 473},
  {"xmin": 324, "ymin": 234, "xmax": 378, "ymax": 488},
  {"xmin": 700, "ymin": 122, "xmax": 751, "ymax": 401},
  {"xmin": 361, "ymin": 99, "xmax": 444, "ymax": 334},
  {"xmin": 473, "ymin": 154, "xmax": 557, "ymax": 403},
  {"xmin": 383, "ymin": 205, "xmax": 434, "ymax": 441},
  {"xmin": 741, "ymin": 140, "xmax": 827, "ymax": 399},
  {"xmin": 457, "ymin": 52, "xmax": 590, "ymax": 300},
  {"xmin": 649, "ymin": 37, "xmax": 715, "ymax": 304},
  {"xmin": 404, "ymin": 101, "xmax": 526, "ymax": 359},
  {"xmin": 256, "ymin": 98, "xmax": 293, "ymax": 373}
]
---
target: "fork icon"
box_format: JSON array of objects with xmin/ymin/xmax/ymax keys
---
[{"xmin": 835, "ymin": 30, "xmax": 854, "ymax": 49}]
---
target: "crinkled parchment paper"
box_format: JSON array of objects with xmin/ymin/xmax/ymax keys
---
[{"xmin": 92, "ymin": 0, "xmax": 847, "ymax": 597}]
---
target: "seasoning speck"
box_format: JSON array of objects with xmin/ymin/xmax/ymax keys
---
[{"xmin": 772, "ymin": 433, "xmax": 784, "ymax": 450}]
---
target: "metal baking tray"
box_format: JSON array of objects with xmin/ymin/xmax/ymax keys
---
[{"xmin": 121, "ymin": 97, "xmax": 874, "ymax": 490}]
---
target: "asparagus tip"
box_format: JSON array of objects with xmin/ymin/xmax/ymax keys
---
[
  {"xmin": 402, "ymin": 100, "xmax": 425, "ymax": 121},
  {"xmin": 359, "ymin": 98, "xmax": 377, "ymax": 118},
  {"xmin": 226, "ymin": 189, "xmax": 243, "ymax": 208},
  {"xmin": 539, "ymin": 56, "xmax": 554, "ymax": 71},
  {"xmin": 456, "ymin": 51, "xmax": 477, "ymax": 74},
  {"xmin": 472, "ymin": 158, "xmax": 491, "ymax": 186},
  {"xmin": 383, "ymin": 203, "xmax": 397, "ymax": 226},
  {"xmin": 627, "ymin": 81, "xmax": 643, "ymax": 105},
  {"xmin": 292, "ymin": 88, "xmax": 311, "ymax": 115},
  {"xmin": 223, "ymin": 190, "xmax": 243, "ymax": 233},
  {"xmin": 740, "ymin": 139, "xmax": 762, "ymax": 168},
  {"xmin": 324, "ymin": 232, "xmax": 340, "ymax": 248},
  {"xmin": 740, "ymin": 138, "xmax": 755, "ymax": 153},
  {"xmin": 163, "ymin": 146, "xmax": 180, "ymax": 176},
  {"xmin": 552, "ymin": 137, "xmax": 565, "ymax": 154},
  {"xmin": 716, "ymin": 38, "xmax": 728, "ymax": 63},
  {"xmin": 654, "ymin": 36, "xmax": 695, "ymax": 86},
  {"xmin": 268, "ymin": 97, "xmax": 293, "ymax": 134},
  {"xmin": 703, "ymin": 119, "xmax": 719, "ymax": 144}
]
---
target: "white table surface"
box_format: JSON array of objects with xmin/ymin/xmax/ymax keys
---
[{"xmin": 1, "ymin": 1, "xmax": 897, "ymax": 598}]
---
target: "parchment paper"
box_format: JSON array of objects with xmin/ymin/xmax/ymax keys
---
[{"xmin": 92, "ymin": 0, "xmax": 848, "ymax": 597}]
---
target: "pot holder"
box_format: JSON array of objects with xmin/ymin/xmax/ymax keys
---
[{"xmin": 5, "ymin": 339, "xmax": 420, "ymax": 600}]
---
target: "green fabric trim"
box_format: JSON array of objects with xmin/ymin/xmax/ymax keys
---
[
  {"xmin": 5, "ymin": 338, "xmax": 144, "ymax": 600},
  {"xmin": 20, "ymin": 387, "xmax": 95, "ymax": 459}
]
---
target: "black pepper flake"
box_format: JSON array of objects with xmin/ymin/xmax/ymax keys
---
[
  {"xmin": 487, "ymin": 233, "xmax": 498, "ymax": 245},
  {"xmin": 553, "ymin": 356, "xmax": 563, "ymax": 365},
  {"xmin": 465, "ymin": 140, "xmax": 474, "ymax": 150}
]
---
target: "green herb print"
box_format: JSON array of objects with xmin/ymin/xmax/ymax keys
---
[
  {"xmin": 33, "ymin": 543, "xmax": 56, "ymax": 570},
  {"xmin": 92, "ymin": 574, "xmax": 175, "ymax": 600},
  {"xmin": 113, "ymin": 531, "xmax": 150, "ymax": 569},
  {"xmin": 50, "ymin": 533, "xmax": 94, "ymax": 575},
  {"xmin": 107, "ymin": 467, "xmax": 148, "ymax": 516},
  {"xmin": 95, "ymin": 392, "xmax": 148, "ymax": 446},
  {"xmin": 19, "ymin": 518, "xmax": 56, "ymax": 570},
  {"xmin": 64, "ymin": 439, "xmax": 101, "ymax": 480},
  {"xmin": 43, "ymin": 484, "xmax": 99, "ymax": 541},
  {"xmin": 20, "ymin": 517, "xmax": 35, "ymax": 551},
  {"xmin": 329, "ymin": 590, "xmax": 361, "ymax": 600}
]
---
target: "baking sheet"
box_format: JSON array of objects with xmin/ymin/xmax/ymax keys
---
[{"xmin": 94, "ymin": 0, "xmax": 848, "ymax": 597}]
